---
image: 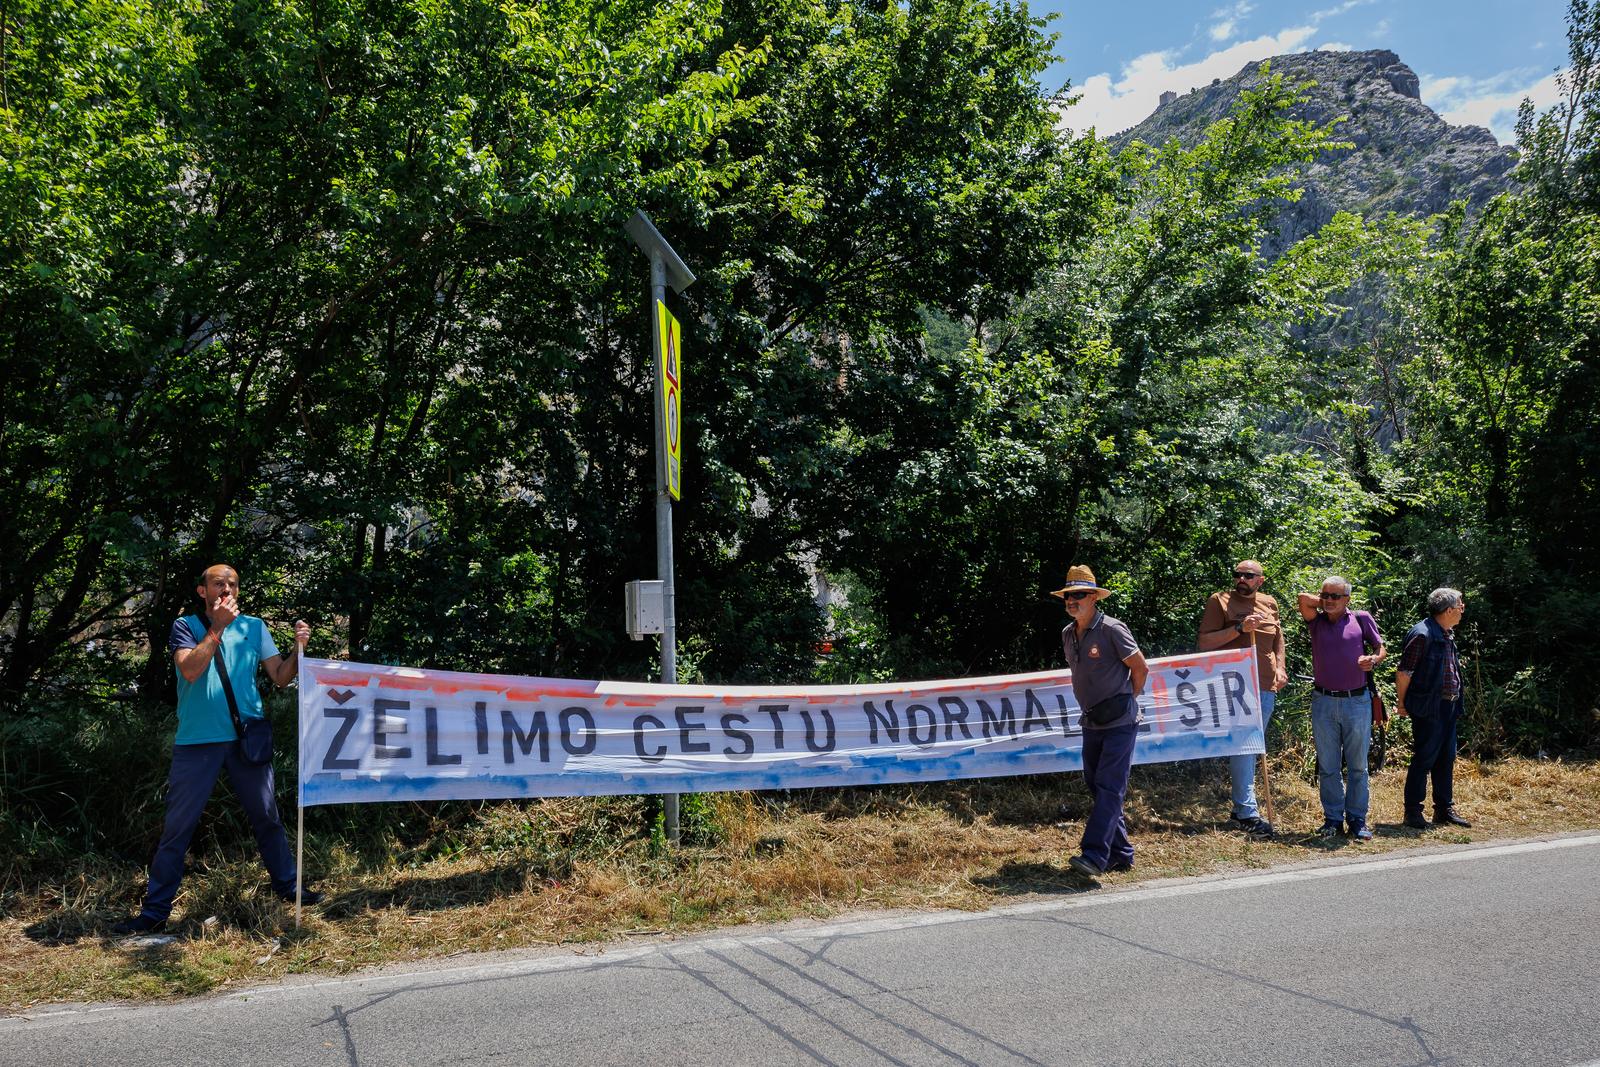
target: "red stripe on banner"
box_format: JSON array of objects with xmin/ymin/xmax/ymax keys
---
[
  {"xmin": 313, "ymin": 671, "xmax": 372, "ymax": 686},
  {"xmin": 1149, "ymin": 674, "xmax": 1172, "ymax": 734},
  {"xmin": 501, "ymin": 686, "xmax": 599, "ymax": 701}
]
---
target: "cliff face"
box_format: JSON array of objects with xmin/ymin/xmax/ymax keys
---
[{"xmin": 1113, "ymin": 49, "xmax": 1518, "ymax": 252}]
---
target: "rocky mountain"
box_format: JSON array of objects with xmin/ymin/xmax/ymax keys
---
[{"xmin": 1113, "ymin": 49, "xmax": 1518, "ymax": 253}]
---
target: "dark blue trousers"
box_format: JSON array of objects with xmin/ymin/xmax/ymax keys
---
[
  {"xmin": 1404, "ymin": 698, "xmax": 1462, "ymax": 813},
  {"xmin": 1080, "ymin": 720, "xmax": 1138, "ymax": 869},
  {"xmin": 139, "ymin": 740, "xmax": 297, "ymax": 921}
]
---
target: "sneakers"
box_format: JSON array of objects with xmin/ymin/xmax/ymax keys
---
[
  {"xmin": 1315, "ymin": 820, "xmax": 1343, "ymax": 840},
  {"xmin": 1349, "ymin": 821, "xmax": 1373, "ymax": 841},
  {"xmin": 1231, "ymin": 815, "xmax": 1275, "ymax": 839},
  {"xmin": 1106, "ymin": 859, "xmax": 1134, "ymax": 873},
  {"xmin": 1404, "ymin": 809, "xmax": 1430, "ymax": 830},
  {"xmin": 111, "ymin": 914, "xmax": 167, "ymax": 936},
  {"xmin": 1067, "ymin": 855, "xmax": 1106, "ymax": 877},
  {"xmin": 1434, "ymin": 807, "xmax": 1472, "ymax": 828}
]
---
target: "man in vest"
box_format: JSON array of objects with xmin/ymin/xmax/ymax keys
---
[
  {"xmin": 1196, "ymin": 559, "xmax": 1288, "ymax": 838},
  {"xmin": 113, "ymin": 564, "xmax": 318, "ymax": 934},
  {"xmin": 1395, "ymin": 587, "xmax": 1472, "ymax": 830},
  {"xmin": 1054, "ymin": 565, "xmax": 1149, "ymax": 878}
]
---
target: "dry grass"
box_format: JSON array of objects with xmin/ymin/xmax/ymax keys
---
[{"xmin": 3, "ymin": 754, "xmax": 1598, "ymax": 1010}]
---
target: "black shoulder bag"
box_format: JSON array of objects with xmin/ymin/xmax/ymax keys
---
[{"xmin": 196, "ymin": 620, "xmax": 274, "ymax": 765}]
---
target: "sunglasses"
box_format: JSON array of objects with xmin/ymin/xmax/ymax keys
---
[
  {"xmin": 1062, "ymin": 590, "xmax": 1095, "ymax": 601},
  {"xmin": 1320, "ymin": 591, "xmax": 1348, "ymax": 600},
  {"xmin": 1233, "ymin": 571, "xmax": 1262, "ymax": 579}
]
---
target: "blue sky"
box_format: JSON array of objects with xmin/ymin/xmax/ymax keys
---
[{"xmin": 1033, "ymin": 0, "xmax": 1571, "ymax": 142}]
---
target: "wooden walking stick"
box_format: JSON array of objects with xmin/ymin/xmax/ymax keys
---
[{"xmin": 1258, "ymin": 742, "xmax": 1277, "ymax": 825}]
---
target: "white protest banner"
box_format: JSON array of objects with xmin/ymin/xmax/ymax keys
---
[{"xmin": 296, "ymin": 647, "xmax": 1263, "ymax": 806}]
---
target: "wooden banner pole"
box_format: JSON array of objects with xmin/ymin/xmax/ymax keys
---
[{"xmin": 295, "ymin": 630, "xmax": 307, "ymax": 931}]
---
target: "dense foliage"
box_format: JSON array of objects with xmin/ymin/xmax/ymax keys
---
[{"xmin": 3, "ymin": 0, "xmax": 1596, "ymax": 869}]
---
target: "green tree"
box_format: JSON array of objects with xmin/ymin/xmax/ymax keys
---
[
  {"xmin": 816, "ymin": 67, "xmax": 1420, "ymax": 675},
  {"xmin": 653, "ymin": 0, "xmax": 1078, "ymax": 681},
  {"xmin": 0, "ymin": 0, "xmax": 760, "ymax": 703},
  {"xmin": 1379, "ymin": 0, "xmax": 1600, "ymax": 747},
  {"xmin": 1, "ymin": 0, "xmax": 196, "ymax": 704}
]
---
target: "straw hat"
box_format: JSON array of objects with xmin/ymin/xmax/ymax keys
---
[{"xmin": 1049, "ymin": 565, "xmax": 1112, "ymax": 600}]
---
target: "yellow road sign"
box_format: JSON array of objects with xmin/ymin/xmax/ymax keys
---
[{"xmin": 656, "ymin": 300, "xmax": 682, "ymax": 500}]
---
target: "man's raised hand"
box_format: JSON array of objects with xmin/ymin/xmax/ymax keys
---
[{"xmin": 211, "ymin": 594, "xmax": 240, "ymax": 631}]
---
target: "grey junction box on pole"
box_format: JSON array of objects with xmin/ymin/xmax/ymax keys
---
[
  {"xmin": 625, "ymin": 209, "xmax": 695, "ymax": 845},
  {"xmin": 624, "ymin": 580, "xmax": 666, "ymax": 640}
]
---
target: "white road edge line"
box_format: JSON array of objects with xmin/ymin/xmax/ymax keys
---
[{"xmin": 9, "ymin": 832, "xmax": 1600, "ymax": 1024}]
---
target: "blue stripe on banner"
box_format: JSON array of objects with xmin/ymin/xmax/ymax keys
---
[{"xmin": 299, "ymin": 726, "xmax": 1264, "ymax": 805}]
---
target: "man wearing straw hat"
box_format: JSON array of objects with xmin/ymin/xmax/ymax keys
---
[
  {"xmin": 112, "ymin": 563, "xmax": 319, "ymax": 935},
  {"xmin": 1196, "ymin": 558, "xmax": 1287, "ymax": 839},
  {"xmin": 1053, "ymin": 565, "xmax": 1149, "ymax": 878}
]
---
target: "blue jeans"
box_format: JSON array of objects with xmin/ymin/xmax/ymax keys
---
[
  {"xmin": 1080, "ymin": 712, "xmax": 1138, "ymax": 869},
  {"xmin": 139, "ymin": 740, "xmax": 298, "ymax": 921},
  {"xmin": 1228, "ymin": 690, "xmax": 1276, "ymax": 820},
  {"xmin": 1311, "ymin": 691, "xmax": 1372, "ymax": 826}
]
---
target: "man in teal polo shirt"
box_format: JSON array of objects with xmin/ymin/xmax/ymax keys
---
[{"xmin": 113, "ymin": 564, "xmax": 317, "ymax": 934}]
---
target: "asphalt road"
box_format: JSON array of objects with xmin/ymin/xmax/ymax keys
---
[{"xmin": 6, "ymin": 834, "xmax": 1600, "ymax": 1067}]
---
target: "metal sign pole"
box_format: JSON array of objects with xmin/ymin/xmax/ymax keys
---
[
  {"xmin": 648, "ymin": 253, "xmax": 681, "ymax": 846},
  {"xmin": 627, "ymin": 211, "xmax": 694, "ymax": 847}
]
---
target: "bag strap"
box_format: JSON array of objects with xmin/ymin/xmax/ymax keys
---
[
  {"xmin": 189, "ymin": 617, "xmax": 245, "ymax": 739},
  {"xmin": 1355, "ymin": 609, "xmax": 1381, "ymax": 650}
]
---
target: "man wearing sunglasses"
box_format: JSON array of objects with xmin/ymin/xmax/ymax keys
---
[
  {"xmin": 1052, "ymin": 565, "xmax": 1149, "ymax": 878},
  {"xmin": 1196, "ymin": 559, "xmax": 1287, "ymax": 838},
  {"xmin": 1297, "ymin": 576, "xmax": 1386, "ymax": 840}
]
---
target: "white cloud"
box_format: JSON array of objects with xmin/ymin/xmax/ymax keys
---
[
  {"xmin": 1208, "ymin": 2, "xmax": 1253, "ymax": 43},
  {"xmin": 1422, "ymin": 69, "xmax": 1564, "ymax": 144},
  {"xmin": 1310, "ymin": 0, "xmax": 1377, "ymax": 19},
  {"xmin": 1064, "ymin": 25, "xmax": 1324, "ymax": 136},
  {"xmin": 1319, "ymin": 41, "xmax": 1353, "ymax": 51}
]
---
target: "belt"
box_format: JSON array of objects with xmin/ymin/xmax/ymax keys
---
[{"xmin": 1314, "ymin": 685, "xmax": 1368, "ymax": 698}]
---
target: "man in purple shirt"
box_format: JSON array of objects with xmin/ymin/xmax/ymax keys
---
[{"xmin": 1297, "ymin": 575, "xmax": 1386, "ymax": 840}]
